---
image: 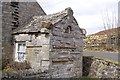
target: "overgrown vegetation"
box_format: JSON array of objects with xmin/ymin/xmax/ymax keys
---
[{"xmin": 2, "ymin": 54, "xmax": 31, "ymax": 71}]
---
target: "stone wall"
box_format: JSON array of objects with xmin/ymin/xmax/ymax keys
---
[
  {"xmin": 49, "ymin": 15, "xmax": 84, "ymax": 78},
  {"xmin": 12, "ymin": 32, "xmax": 83, "ymax": 78},
  {"xmin": 2, "ymin": 2, "xmax": 13, "ymax": 59},
  {"xmin": 11, "ymin": 7, "xmax": 85, "ymax": 78},
  {"xmin": 18, "ymin": 2, "xmax": 46, "ymax": 28},
  {"xmin": 14, "ymin": 33, "xmax": 50, "ymax": 71},
  {"xmin": 1, "ymin": 1, "xmax": 46, "ymax": 68},
  {"xmin": 12, "ymin": 8, "xmax": 84, "ymax": 78},
  {"xmin": 0, "ymin": 1, "xmax": 2, "ymax": 61},
  {"xmin": 2, "ymin": 56, "xmax": 120, "ymax": 79},
  {"xmin": 2, "ymin": 53, "xmax": 82, "ymax": 79},
  {"xmin": 50, "ymin": 53, "xmax": 82, "ymax": 78},
  {"xmin": 83, "ymin": 56, "xmax": 120, "ymax": 79}
]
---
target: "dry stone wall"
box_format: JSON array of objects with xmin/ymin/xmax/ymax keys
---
[{"xmin": 83, "ymin": 56, "xmax": 120, "ymax": 79}]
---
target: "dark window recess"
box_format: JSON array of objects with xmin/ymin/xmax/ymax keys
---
[
  {"xmin": 11, "ymin": 24, "xmax": 19, "ymax": 29},
  {"xmin": 11, "ymin": 20, "xmax": 19, "ymax": 29},
  {"xmin": 11, "ymin": 2, "xmax": 19, "ymax": 30},
  {"xmin": 65, "ymin": 25, "xmax": 72, "ymax": 33},
  {"xmin": 11, "ymin": 13, "xmax": 19, "ymax": 29},
  {"xmin": 12, "ymin": 21, "xmax": 19, "ymax": 25},
  {"xmin": 10, "ymin": 2, "xmax": 19, "ymax": 8},
  {"xmin": 12, "ymin": 13, "xmax": 19, "ymax": 17},
  {"xmin": 11, "ymin": 23, "xmax": 19, "ymax": 26},
  {"xmin": 14, "ymin": 7, "xmax": 18, "ymax": 10},
  {"xmin": 13, "ymin": 11, "xmax": 19, "ymax": 14},
  {"xmin": 13, "ymin": 17, "xmax": 19, "ymax": 21},
  {"xmin": 12, "ymin": 25, "xmax": 19, "ymax": 30},
  {"xmin": 11, "ymin": 22, "xmax": 19, "ymax": 26},
  {"xmin": 11, "ymin": 2, "xmax": 19, "ymax": 5}
]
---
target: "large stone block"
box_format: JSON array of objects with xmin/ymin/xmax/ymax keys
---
[
  {"xmin": 52, "ymin": 30, "xmax": 62, "ymax": 36},
  {"xmin": 15, "ymin": 34, "xmax": 31, "ymax": 41},
  {"xmin": 30, "ymin": 61, "xmax": 41, "ymax": 70},
  {"xmin": 41, "ymin": 60, "xmax": 50, "ymax": 67},
  {"xmin": 26, "ymin": 48, "xmax": 41, "ymax": 61}
]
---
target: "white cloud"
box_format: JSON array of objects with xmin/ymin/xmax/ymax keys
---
[{"xmin": 37, "ymin": 0, "xmax": 119, "ymax": 35}]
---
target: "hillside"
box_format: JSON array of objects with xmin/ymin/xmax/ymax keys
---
[
  {"xmin": 84, "ymin": 27, "xmax": 119, "ymax": 52},
  {"xmin": 90, "ymin": 27, "xmax": 120, "ymax": 36},
  {"xmin": 96, "ymin": 27, "xmax": 119, "ymax": 35}
]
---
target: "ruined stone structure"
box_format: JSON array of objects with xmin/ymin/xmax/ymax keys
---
[
  {"xmin": 12, "ymin": 8, "xmax": 85, "ymax": 78},
  {"xmin": 1, "ymin": 1, "xmax": 46, "ymax": 66}
]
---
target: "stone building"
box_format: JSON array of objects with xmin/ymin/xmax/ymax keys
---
[
  {"xmin": 1, "ymin": 0, "xmax": 85, "ymax": 78},
  {"xmin": 1, "ymin": 0, "xmax": 46, "ymax": 67},
  {"xmin": 12, "ymin": 7, "xmax": 85, "ymax": 78}
]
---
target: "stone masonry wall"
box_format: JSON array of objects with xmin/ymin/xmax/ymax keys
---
[
  {"xmin": 2, "ymin": 1, "xmax": 46, "ymax": 68},
  {"xmin": 83, "ymin": 56, "xmax": 120, "ymax": 79},
  {"xmin": 49, "ymin": 15, "xmax": 84, "ymax": 78},
  {"xmin": 18, "ymin": 2, "xmax": 46, "ymax": 28},
  {"xmin": 14, "ymin": 33, "xmax": 50, "ymax": 71},
  {"xmin": 2, "ymin": 56, "xmax": 120, "ymax": 79},
  {"xmin": 2, "ymin": 2, "xmax": 13, "ymax": 58},
  {"xmin": 10, "ymin": 8, "xmax": 85, "ymax": 78},
  {"xmin": 51, "ymin": 53, "xmax": 82, "ymax": 78}
]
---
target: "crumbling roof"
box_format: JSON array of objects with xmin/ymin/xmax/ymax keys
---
[{"xmin": 13, "ymin": 7, "xmax": 74, "ymax": 34}]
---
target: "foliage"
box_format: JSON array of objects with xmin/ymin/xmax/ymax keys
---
[
  {"xmin": 2, "ymin": 54, "xmax": 12, "ymax": 70},
  {"xmin": 2, "ymin": 54, "xmax": 31, "ymax": 71},
  {"xmin": 3, "ymin": 66, "xmax": 13, "ymax": 72}
]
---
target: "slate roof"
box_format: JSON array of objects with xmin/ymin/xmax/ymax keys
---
[{"xmin": 13, "ymin": 7, "xmax": 74, "ymax": 34}]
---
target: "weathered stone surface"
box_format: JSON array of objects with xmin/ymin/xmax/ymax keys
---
[
  {"xmin": 47, "ymin": 11, "xmax": 84, "ymax": 77},
  {"xmin": 83, "ymin": 56, "xmax": 120, "ymax": 78},
  {"xmin": 15, "ymin": 34, "xmax": 31, "ymax": 41},
  {"xmin": 2, "ymin": 1, "xmax": 46, "ymax": 71},
  {"xmin": 12, "ymin": 7, "xmax": 85, "ymax": 78}
]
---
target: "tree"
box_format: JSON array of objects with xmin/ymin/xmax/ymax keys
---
[{"xmin": 101, "ymin": 7, "xmax": 118, "ymax": 52}]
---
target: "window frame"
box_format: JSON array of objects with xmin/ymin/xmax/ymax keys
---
[{"xmin": 15, "ymin": 42, "xmax": 26, "ymax": 62}]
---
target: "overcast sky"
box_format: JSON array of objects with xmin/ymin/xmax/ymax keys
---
[{"xmin": 36, "ymin": 0, "xmax": 119, "ymax": 35}]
